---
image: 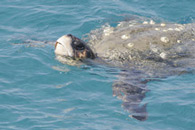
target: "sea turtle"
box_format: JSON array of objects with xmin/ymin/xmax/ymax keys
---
[{"xmin": 54, "ymin": 20, "xmax": 195, "ymax": 121}]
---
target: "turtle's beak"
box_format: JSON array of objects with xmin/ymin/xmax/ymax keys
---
[
  {"xmin": 55, "ymin": 42, "xmax": 58, "ymax": 49},
  {"xmin": 54, "ymin": 35, "xmax": 74, "ymax": 57}
]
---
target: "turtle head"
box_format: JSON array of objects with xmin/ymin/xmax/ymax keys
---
[{"xmin": 55, "ymin": 34, "xmax": 95, "ymax": 60}]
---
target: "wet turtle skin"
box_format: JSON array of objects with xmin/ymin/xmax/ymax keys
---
[{"xmin": 85, "ymin": 21, "xmax": 195, "ymax": 121}]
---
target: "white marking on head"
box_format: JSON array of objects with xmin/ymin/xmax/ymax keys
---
[
  {"xmin": 55, "ymin": 35, "xmax": 74, "ymax": 57},
  {"xmin": 155, "ymin": 28, "xmax": 160, "ymax": 31}
]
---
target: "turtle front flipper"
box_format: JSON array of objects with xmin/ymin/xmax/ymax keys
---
[{"xmin": 112, "ymin": 70, "xmax": 149, "ymax": 121}]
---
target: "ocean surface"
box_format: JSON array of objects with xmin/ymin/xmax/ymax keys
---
[{"xmin": 0, "ymin": 0, "xmax": 195, "ymax": 130}]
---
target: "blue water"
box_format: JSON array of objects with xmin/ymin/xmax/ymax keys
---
[{"xmin": 0, "ymin": 0, "xmax": 195, "ymax": 129}]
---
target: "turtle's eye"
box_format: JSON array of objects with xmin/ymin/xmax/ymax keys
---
[
  {"xmin": 72, "ymin": 41, "xmax": 85, "ymax": 50},
  {"xmin": 75, "ymin": 43, "xmax": 85, "ymax": 50}
]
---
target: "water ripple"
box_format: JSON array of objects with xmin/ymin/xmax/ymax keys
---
[{"xmin": 0, "ymin": 0, "xmax": 195, "ymax": 129}]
